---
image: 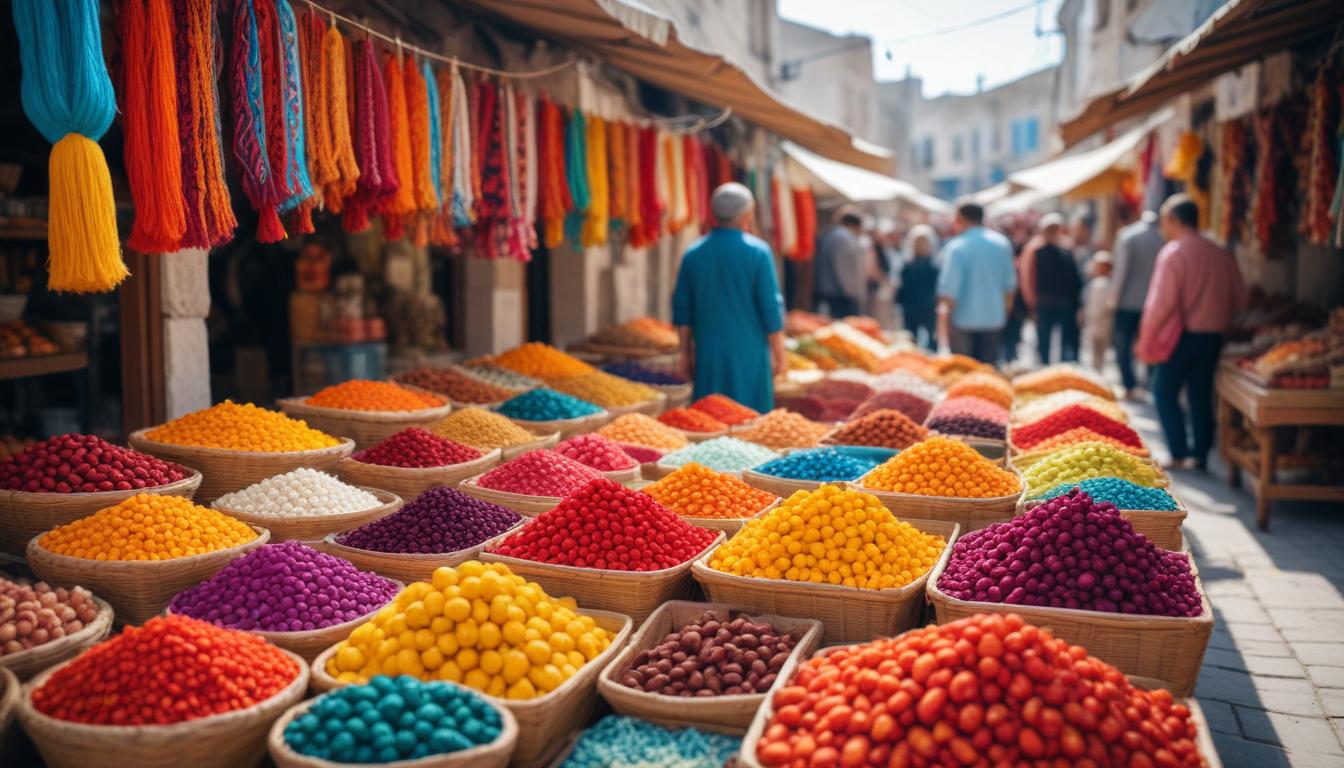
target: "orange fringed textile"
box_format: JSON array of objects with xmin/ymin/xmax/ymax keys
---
[
  {"xmin": 538, "ymin": 96, "xmax": 570, "ymax": 249},
  {"xmin": 299, "ymin": 12, "xmax": 335, "ymax": 208},
  {"xmin": 404, "ymin": 56, "xmax": 437, "ymax": 212},
  {"xmin": 624, "ymin": 122, "xmax": 644, "ymax": 247},
  {"xmin": 121, "ymin": 0, "xmax": 185, "ymax": 254},
  {"xmin": 791, "ymin": 186, "xmax": 817, "ymax": 261},
  {"xmin": 582, "ymin": 115, "xmax": 609, "ymax": 246},
  {"xmin": 323, "ymin": 26, "xmax": 357, "ymax": 212},
  {"xmin": 607, "ymin": 120, "xmax": 628, "ymax": 226},
  {"xmin": 429, "ymin": 68, "xmax": 456, "ymax": 247},
  {"xmin": 176, "ymin": 0, "xmax": 235, "ymax": 249},
  {"xmin": 382, "ymin": 53, "xmax": 415, "ymax": 240}
]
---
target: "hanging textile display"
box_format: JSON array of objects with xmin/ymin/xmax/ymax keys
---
[
  {"xmin": 472, "ymin": 82, "xmax": 511, "ymax": 259},
  {"xmin": 607, "ymin": 120, "xmax": 628, "ymax": 228},
  {"xmin": 1249, "ymin": 111, "xmax": 1281, "ymax": 255},
  {"xmin": 537, "ymin": 96, "xmax": 569, "ymax": 249},
  {"xmin": 521, "ymin": 90, "xmax": 538, "ymax": 252},
  {"xmin": 1216, "ymin": 119, "xmax": 1248, "ymax": 245},
  {"xmin": 1163, "ymin": 131, "xmax": 1209, "ymax": 232},
  {"xmin": 404, "ymin": 56, "xmax": 436, "ymax": 246},
  {"xmin": 684, "ymin": 135, "xmax": 708, "ymax": 231},
  {"xmin": 275, "ymin": 0, "xmax": 313, "ymax": 228},
  {"xmin": 771, "ymin": 164, "xmax": 798, "ymax": 258},
  {"xmin": 1301, "ymin": 66, "xmax": 1339, "ymax": 247},
  {"xmin": 176, "ymin": 0, "xmax": 236, "ymax": 249},
  {"xmin": 564, "ymin": 108, "xmax": 590, "ymax": 247},
  {"xmin": 449, "ymin": 65, "xmax": 474, "ymax": 228},
  {"xmin": 792, "ymin": 186, "xmax": 816, "ymax": 260},
  {"xmin": 624, "ymin": 122, "xmax": 644, "ymax": 247},
  {"xmin": 297, "ymin": 12, "xmax": 333, "ymax": 218},
  {"xmin": 13, "ymin": 0, "xmax": 126, "ymax": 292},
  {"xmin": 344, "ymin": 38, "xmax": 391, "ymax": 233},
  {"xmin": 120, "ymin": 0, "xmax": 186, "ymax": 254},
  {"xmin": 231, "ymin": 0, "xmax": 287, "ymax": 242},
  {"xmin": 582, "ymin": 115, "xmax": 609, "ymax": 247},
  {"xmin": 665, "ymin": 134, "xmax": 688, "ymax": 233},
  {"xmin": 640, "ymin": 127, "xmax": 665, "ymax": 245},
  {"xmin": 381, "ymin": 52, "xmax": 415, "ymax": 240},
  {"xmin": 257, "ymin": 0, "xmax": 295, "ymax": 236},
  {"xmin": 323, "ymin": 22, "xmax": 359, "ymax": 211},
  {"xmin": 504, "ymin": 87, "xmax": 533, "ymax": 258},
  {"xmin": 423, "ymin": 60, "xmax": 444, "ymax": 211}
]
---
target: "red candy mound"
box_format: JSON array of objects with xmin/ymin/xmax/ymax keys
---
[
  {"xmin": 491, "ymin": 477, "xmax": 718, "ymax": 570},
  {"xmin": 1012, "ymin": 405, "xmax": 1143, "ymax": 451},
  {"xmin": 354, "ymin": 428, "xmax": 483, "ymax": 468},
  {"xmin": 476, "ymin": 449, "xmax": 603, "ymax": 497},
  {"xmin": 0, "ymin": 433, "xmax": 188, "ymax": 493},
  {"xmin": 616, "ymin": 443, "xmax": 663, "ymax": 463},
  {"xmin": 554, "ymin": 433, "xmax": 639, "ymax": 472},
  {"xmin": 657, "ymin": 407, "xmax": 728, "ymax": 433}
]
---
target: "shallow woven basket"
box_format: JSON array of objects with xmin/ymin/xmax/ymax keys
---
[
  {"xmin": 851, "ymin": 471, "xmax": 1023, "ymax": 533},
  {"xmin": 456, "ymin": 476, "xmax": 562, "ymax": 516},
  {"xmin": 504, "ymin": 410, "xmax": 608, "ymax": 439},
  {"xmin": 26, "ymin": 527, "xmax": 270, "ymax": 625},
  {"xmin": 959, "ymin": 436, "xmax": 1008, "ymax": 465},
  {"xmin": 0, "ymin": 468, "xmax": 203, "ymax": 556},
  {"xmin": 319, "ymin": 520, "xmax": 525, "ymax": 583},
  {"xmin": 670, "ymin": 498, "xmax": 778, "ymax": 537},
  {"xmin": 0, "ymin": 595, "xmax": 113, "ymax": 681},
  {"xmin": 1019, "ymin": 497, "xmax": 1188, "ymax": 551},
  {"xmin": 309, "ymin": 610, "xmax": 633, "ymax": 768},
  {"xmin": 266, "ymin": 687, "xmax": 518, "ymax": 768},
  {"xmin": 925, "ymin": 549, "xmax": 1213, "ymax": 697},
  {"xmin": 595, "ymin": 601, "xmax": 821, "ymax": 735},
  {"xmin": 739, "ymin": 469, "xmax": 838, "ymax": 497},
  {"xmin": 670, "ymin": 426, "xmax": 729, "ymax": 443},
  {"xmin": 128, "ymin": 430, "xmax": 355, "ymax": 505},
  {"xmin": 17, "ymin": 647, "xmax": 309, "ymax": 768},
  {"xmin": 600, "ymin": 465, "xmax": 641, "ymax": 483},
  {"xmin": 0, "ymin": 666, "xmax": 16, "ymax": 744},
  {"xmin": 166, "ymin": 579, "xmax": 402, "ymax": 663},
  {"xmin": 606, "ymin": 393, "xmax": 667, "ymax": 419},
  {"xmin": 649, "ymin": 382, "xmax": 692, "ymax": 409},
  {"xmin": 499, "ymin": 430, "xmax": 561, "ymax": 461},
  {"xmin": 277, "ymin": 398, "xmax": 453, "ymax": 450},
  {"xmin": 691, "ymin": 519, "xmax": 958, "ymax": 644},
  {"xmin": 335, "ymin": 449, "xmax": 502, "ymax": 501},
  {"xmin": 481, "ymin": 529, "xmax": 725, "ymax": 624},
  {"xmin": 212, "ymin": 488, "xmax": 402, "ymax": 543}
]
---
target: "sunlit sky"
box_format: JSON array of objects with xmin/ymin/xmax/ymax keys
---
[{"xmin": 778, "ymin": 0, "xmax": 1065, "ymax": 97}]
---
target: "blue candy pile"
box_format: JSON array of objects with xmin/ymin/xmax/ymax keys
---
[
  {"xmin": 558, "ymin": 716, "xmax": 739, "ymax": 768},
  {"xmin": 1031, "ymin": 476, "xmax": 1179, "ymax": 510},
  {"xmin": 753, "ymin": 447, "xmax": 880, "ymax": 482},
  {"xmin": 603, "ymin": 361, "xmax": 688, "ymax": 386},
  {"xmin": 498, "ymin": 388, "xmax": 601, "ymax": 421}
]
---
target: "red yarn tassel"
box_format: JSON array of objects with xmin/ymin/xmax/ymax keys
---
[
  {"xmin": 257, "ymin": 206, "xmax": 286, "ymax": 243},
  {"xmin": 121, "ymin": 0, "xmax": 186, "ymax": 253}
]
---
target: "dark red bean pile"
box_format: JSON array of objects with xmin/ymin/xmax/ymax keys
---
[
  {"xmin": 619, "ymin": 610, "xmax": 802, "ymax": 697},
  {"xmin": 0, "ymin": 433, "xmax": 188, "ymax": 493}
]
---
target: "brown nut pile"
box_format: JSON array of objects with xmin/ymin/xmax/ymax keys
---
[
  {"xmin": 618, "ymin": 610, "xmax": 801, "ymax": 697},
  {"xmin": 0, "ymin": 577, "xmax": 100, "ymax": 655}
]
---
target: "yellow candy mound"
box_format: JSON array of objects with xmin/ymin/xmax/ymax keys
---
[
  {"xmin": 39, "ymin": 494, "xmax": 258, "ymax": 561},
  {"xmin": 430, "ymin": 408, "xmax": 537, "ymax": 450},
  {"xmin": 145, "ymin": 400, "xmax": 340, "ymax": 452},
  {"xmin": 1020, "ymin": 441, "xmax": 1166, "ymax": 496},
  {"xmin": 861, "ymin": 436, "xmax": 1021, "ymax": 498}
]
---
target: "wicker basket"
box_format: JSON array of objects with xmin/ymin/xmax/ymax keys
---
[
  {"xmin": 26, "ymin": 527, "xmax": 270, "ymax": 625},
  {"xmin": 1019, "ymin": 497, "xmax": 1187, "ymax": 551},
  {"xmin": 925, "ymin": 549, "xmax": 1213, "ymax": 697},
  {"xmin": 457, "ymin": 477, "xmax": 562, "ymax": 517},
  {"xmin": 600, "ymin": 465, "xmax": 642, "ymax": 483},
  {"xmin": 128, "ymin": 430, "xmax": 356, "ymax": 505},
  {"xmin": 0, "ymin": 468, "xmax": 203, "ymax": 557},
  {"xmin": 672, "ymin": 498, "xmax": 778, "ymax": 538},
  {"xmin": 213, "ymin": 488, "xmax": 402, "ymax": 543},
  {"xmin": 0, "ymin": 595, "xmax": 113, "ymax": 681},
  {"xmin": 277, "ymin": 398, "xmax": 453, "ymax": 450},
  {"xmin": 691, "ymin": 519, "xmax": 958, "ymax": 644},
  {"xmin": 740, "ymin": 469, "xmax": 833, "ymax": 497},
  {"xmin": 595, "ymin": 601, "xmax": 821, "ymax": 735},
  {"xmin": 16, "ymin": 648, "xmax": 309, "ymax": 768},
  {"xmin": 0, "ymin": 666, "xmax": 16, "ymax": 744},
  {"xmin": 335, "ymin": 449, "xmax": 502, "ymax": 501},
  {"xmin": 166, "ymin": 580, "xmax": 401, "ymax": 663},
  {"xmin": 650, "ymin": 382, "xmax": 692, "ymax": 409},
  {"xmin": 960, "ymin": 436, "xmax": 1008, "ymax": 465},
  {"xmin": 641, "ymin": 462, "xmax": 678, "ymax": 481},
  {"xmin": 266, "ymin": 688, "xmax": 518, "ymax": 768},
  {"xmin": 607, "ymin": 393, "xmax": 667, "ymax": 419},
  {"xmin": 309, "ymin": 610, "xmax": 633, "ymax": 768},
  {"xmin": 505, "ymin": 411, "xmax": 608, "ymax": 439},
  {"xmin": 318, "ymin": 521, "xmax": 525, "ymax": 583},
  {"xmin": 481, "ymin": 530, "xmax": 725, "ymax": 624},
  {"xmin": 500, "ymin": 431, "xmax": 561, "ymax": 461},
  {"xmin": 671, "ymin": 426, "xmax": 729, "ymax": 443},
  {"xmin": 851, "ymin": 471, "xmax": 1022, "ymax": 533}
]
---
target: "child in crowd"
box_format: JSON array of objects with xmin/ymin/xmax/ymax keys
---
[{"xmin": 1081, "ymin": 251, "xmax": 1115, "ymax": 373}]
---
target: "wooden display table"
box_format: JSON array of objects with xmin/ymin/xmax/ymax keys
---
[{"xmin": 1216, "ymin": 362, "xmax": 1344, "ymax": 530}]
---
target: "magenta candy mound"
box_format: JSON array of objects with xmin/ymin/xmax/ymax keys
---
[
  {"xmin": 475, "ymin": 449, "xmax": 602, "ymax": 496},
  {"xmin": 337, "ymin": 487, "xmax": 521, "ymax": 555},
  {"xmin": 936, "ymin": 490, "xmax": 1202, "ymax": 617},
  {"xmin": 168, "ymin": 541, "xmax": 398, "ymax": 632}
]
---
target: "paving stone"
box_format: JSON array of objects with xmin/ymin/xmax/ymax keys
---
[
  {"xmin": 1250, "ymin": 575, "xmax": 1344, "ymax": 610},
  {"xmin": 1320, "ymin": 688, "xmax": 1344, "ymax": 718},
  {"xmin": 1266, "ymin": 609, "xmax": 1344, "ymax": 631},
  {"xmin": 1197, "ymin": 670, "xmax": 1324, "ymax": 716},
  {"xmin": 1291, "ymin": 643, "xmax": 1344, "ymax": 668},
  {"xmin": 1212, "ymin": 596, "xmax": 1274, "ymax": 624},
  {"xmin": 1211, "ymin": 733, "xmax": 1330, "ymax": 768},
  {"xmin": 1306, "ymin": 666, "xmax": 1344, "ymax": 689},
  {"xmin": 1198, "ymin": 697, "xmax": 1242, "ymax": 736},
  {"xmin": 1206, "ymin": 637, "xmax": 1297, "ymax": 658},
  {"xmin": 1234, "ymin": 707, "xmax": 1344, "ymax": 755},
  {"xmin": 1203, "ymin": 648, "xmax": 1306, "ymax": 678}
]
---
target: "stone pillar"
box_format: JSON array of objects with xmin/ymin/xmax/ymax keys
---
[
  {"xmin": 462, "ymin": 257, "xmax": 525, "ymax": 357},
  {"xmin": 158, "ymin": 249, "xmax": 211, "ymax": 418}
]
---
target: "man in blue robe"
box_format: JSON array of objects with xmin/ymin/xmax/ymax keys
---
[{"xmin": 671, "ymin": 183, "xmax": 786, "ymax": 412}]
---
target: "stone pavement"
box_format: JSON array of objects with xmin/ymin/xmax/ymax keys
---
[{"xmin": 1122, "ymin": 401, "xmax": 1344, "ymax": 767}]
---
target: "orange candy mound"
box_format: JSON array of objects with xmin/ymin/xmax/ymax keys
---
[
  {"xmin": 822, "ymin": 409, "xmax": 927, "ymax": 450},
  {"xmin": 657, "ymin": 407, "xmax": 728, "ymax": 433},
  {"xmin": 306, "ymin": 380, "xmax": 444, "ymax": 411},
  {"xmin": 642, "ymin": 462, "xmax": 776, "ymax": 520},
  {"xmin": 690, "ymin": 394, "xmax": 759, "ymax": 426},
  {"xmin": 491, "ymin": 342, "xmax": 596, "ymax": 379},
  {"xmin": 598, "ymin": 413, "xmax": 689, "ymax": 450},
  {"xmin": 946, "ymin": 372, "xmax": 1014, "ymax": 409},
  {"xmin": 146, "ymin": 401, "xmax": 340, "ymax": 452},
  {"xmin": 755, "ymin": 613, "xmax": 1207, "ymax": 768},
  {"xmin": 1013, "ymin": 366, "xmax": 1115, "ymax": 400},
  {"xmin": 1015, "ymin": 426, "xmax": 1151, "ymax": 463},
  {"xmin": 734, "ymin": 409, "xmax": 830, "ymax": 450},
  {"xmin": 861, "ymin": 436, "xmax": 1020, "ymax": 498}
]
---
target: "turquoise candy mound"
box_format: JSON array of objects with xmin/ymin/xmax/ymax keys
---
[
  {"xmin": 659, "ymin": 436, "xmax": 778, "ymax": 472},
  {"xmin": 753, "ymin": 447, "xmax": 880, "ymax": 482},
  {"xmin": 1032, "ymin": 476, "xmax": 1179, "ymax": 511},
  {"xmin": 283, "ymin": 676, "xmax": 502, "ymax": 764},
  {"xmin": 498, "ymin": 387, "xmax": 601, "ymax": 420},
  {"xmin": 558, "ymin": 715, "xmax": 739, "ymax": 768}
]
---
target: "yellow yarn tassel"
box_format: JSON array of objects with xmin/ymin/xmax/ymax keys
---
[{"xmin": 48, "ymin": 134, "xmax": 127, "ymax": 293}]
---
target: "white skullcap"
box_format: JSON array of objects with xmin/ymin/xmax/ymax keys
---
[
  {"xmin": 1038, "ymin": 213, "xmax": 1065, "ymax": 231},
  {"xmin": 711, "ymin": 182, "xmax": 754, "ymax": 223}
]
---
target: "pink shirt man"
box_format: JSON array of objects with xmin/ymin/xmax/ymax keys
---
[{"xmin": 1138, "ymin": 232, "xmax": 1245, "ymax": 360}]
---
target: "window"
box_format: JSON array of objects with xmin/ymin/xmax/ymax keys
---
[
  {"xmin": 919, "ymin": 137, "xmax": 934, "ymax": 169},
  {"xmin": 991, "ymin": 123, "xmax": 1002, "ymax": 153},
  {"xmin": 952, "ymin": 135, "xmax": 964, "ymax": 161},
  {"xmin": 1010, "ymin": 117, "xmax": 1040, "ymax": 157},
  {"xmin": 933, "ymin": 178, "xmax": 961, "ymax": 200},
  {"xmin": 971, "ymin": 127, "xmax": 981, "ymax": 160},
  {"xmin": 989, "ymin": 165, "xmax": 1006, "ymax": 184}
]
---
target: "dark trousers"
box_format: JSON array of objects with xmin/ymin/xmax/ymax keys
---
[
  {"xmin": 949, "ymin": 327, "xmax": 1001, "ymax": 365},
  {"xmin": 1002, "ymin": 313, "xmax": 1023, "ymax": 364},
  {"xmin": 1152, "ymin": 331, "xmax": 1224, "ymax": 465},
  {"xmin": 1113, "ymin": 309, "xmax": 1143, "ymax": 390},
  {"xmin": 1036, "ymin": 305, "xmax": 1079, "ymax": 364},
  {"xmin": 819, "ymin": 295, "xmax": 859, "ymax": 319},
  {"xmin": 904, "ymin": 306, "xmax": 937, "ymax": 352}
]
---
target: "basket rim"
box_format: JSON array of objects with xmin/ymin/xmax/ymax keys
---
[
  {"xmin": 322, "ymin": 517, "xmax": 527, "ymax": 563},
  {"xmin": 0, "ymin": 594, "xmax": 114, "ymax": 672},
  {"xmin": 925, "ymin": 546, "xmax": 1215, "ymax": 627},
  {"xmin": 18, "ymin": 646, "xmax": 310, "ymax": 737},
  {"xmin": 670, "ymin": 497, "xmax": 779, "ymax": 529},
  {"xmin": 129, "ymin": 429, "xmax": 357, "ymax": 460},
  {"xmin": 166, "ymin": 579, "xmax": 403, "ymax": 639},
  {"xmin": 26, "ymin": 525, "xmax": 271, "ymax": 571},
  {"xmin": 0, "ymin": 665, "xmax": 17, "ymax": 717},
  {"xmin": 0, "ymin": 465, "xmax": 203, "ymax": 503},
  {"xmin": 338, "ymin": 448, "xmax": 503, "ymax": 477},
  {"xmin": 457, "ymin": 475, "xmax": 565, "ymax": 505},
  {"xmin": 740, "ymin": 468, "xmax": 861, "ymax": 487},
  {"xmin": 502, "ymin": 410, "xmax": 609, "ymax": 431},
  {"xmin": 1020, "ymin": 495, "xmax": 1189, "ymax": 515},
  {"xmin": 690, "ymin": 517, "xmax": 959, "ymax": 602},
  {"xmin": 851, "ymin": 474, "xmax": 1025, "ymax": 505},
  {"xmin": 277, "ymin": 396, "xmax": 451, "ymax": 421},
  {"xmin": 482, "ymin": 528, "xmax": 726, "ymax": 579},
  {"xmin": 212, "ymin": 486, "xmax": 401, "ymax": 525},
  {"xmin": 265, "ymin": 682, "xmax": 519, "ymax": 768}
]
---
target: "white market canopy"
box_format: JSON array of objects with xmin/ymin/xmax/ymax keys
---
[{"xmin": 782, "ymin": 142, "xmax": 952, "ymax": 215}]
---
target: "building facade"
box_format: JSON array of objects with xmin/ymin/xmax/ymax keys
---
[{"xmin": 773, "ymin": 19, "xmax": 880, "ymax": 144}]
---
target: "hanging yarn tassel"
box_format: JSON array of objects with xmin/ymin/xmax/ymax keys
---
[
  {"xmin": 120, "ymin": 0, "xmax": 186, "ymax": 254},
  {"xmin": 274, "ymin": 0, "xmax": 313, "ymax": 235},
  {"xmin": 175, "ymin": 0, "xmax": 236, "ymax": 249},
  {"xmin": 624, "ymin": 122, "xmax": 643, "ymax": 246},
  {"xmin": 564, "ymin": 108, "xmax": 590, "ymax": 247},
  {"xmin": 405, "ymin": 56, "xmax": 438, "ymax": 212},
  {"xmin": 381, "ymin": 51, "xmax": 415, "ymax": 240},
  {"xmin": 607, "ymin": 119, "xmax": 627, "ymax": 228},
  {"xmin": 298, "ymin": 12, "xmax": 334, "ymax": 203},
  {"xmin": 538, "ymin": 96, "xmax": 570, "ymax": 249},
  {"xmin": 424, "ymin": 59, "xmax": 444, "ymax": 210},
  {"xmin": 581, "ymin": 115, "xmax": 609, "ymax": 247},
  {"xmin": 14, "ymin": 0, "xmax": 125, "ymax": 292},
  {"xmin": 638, "ymin": 127, "xmax": 663, "ymax": 245},
  {"xmin": 343, "ymin": 39, "xmax": 380, "ymax": 233},
  {"xmin": 450, "ymin": 65, "xmax": 474, "ymax": 227},
  {"xmin": 255, "ymin": 0, "xmax": 293, "ymax": 238},
  {"xmin": 521, "ymin": 89, "xmax": 538, "ymax": 251},
  {"xmin": 324, "ymin": 23, "xmax": 358, "ymax": 211},
  {"xmin": 231, "ymin": 0, "xmax": 285, "ymax": 242}
]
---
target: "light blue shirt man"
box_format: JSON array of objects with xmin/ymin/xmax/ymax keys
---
[{"xmin": 937, "ymin": 225, "xmax": 1017, "ymax": 331}]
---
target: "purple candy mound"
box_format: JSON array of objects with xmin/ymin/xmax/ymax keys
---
[
  {"xmin": 936, "ymin": 489, "xmax": 1203, "ymax": 617},
  {"xmin": 336, "ymin": 487, "xmax": 521, "ymax": 555},
  {"xmin": 168, "ymin": 540, "xmax": 399, "ymax": 632}
]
